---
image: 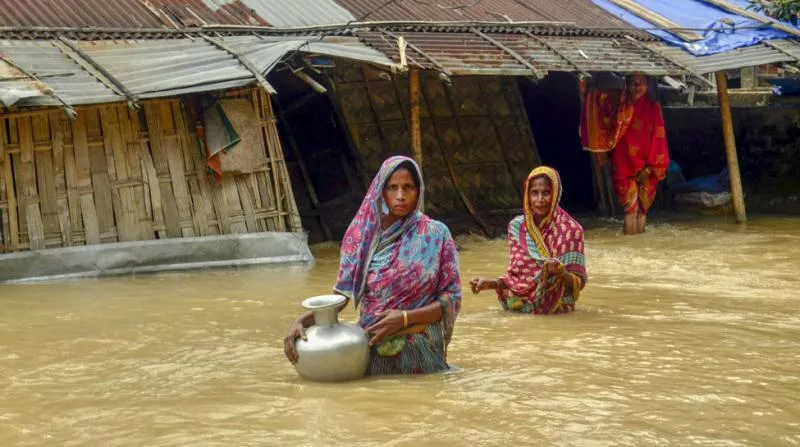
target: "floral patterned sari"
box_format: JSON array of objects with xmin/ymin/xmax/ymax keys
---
[
  {"xmin": 334, "ymin": 156, "xmax": 461, "ymax": 375},
  {"xmin": 496, "ymin": 166, "xmax": 588, "ymax": 314}
]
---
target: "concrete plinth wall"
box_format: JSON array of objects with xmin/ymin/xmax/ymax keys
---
[{"xmin": 0, "ymin": 232, "xmax": 313, "ymax": 283}]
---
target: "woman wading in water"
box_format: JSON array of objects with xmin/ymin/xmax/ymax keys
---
[
  {"xmin": 471, "ymin": 166, "xmax": 587, "ymax": 314},
  {"xmin": 284, "ymin": 156, "xmax": 462, "ymax": 374}
]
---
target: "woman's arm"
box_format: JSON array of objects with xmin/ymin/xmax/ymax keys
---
[
  {"xmin": 470, "ymin": 277, "xmax": 499, "ymax": 294},
  {"xmin": 406, "ymin": 302, "xmax": 443, "ymax": 326}
]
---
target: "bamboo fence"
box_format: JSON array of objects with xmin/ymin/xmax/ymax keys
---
[{"xmin": 0, "ymin": 89, "xmax": 301, "ymax": 253}]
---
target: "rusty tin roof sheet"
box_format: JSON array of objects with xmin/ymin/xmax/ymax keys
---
[
  {"xmin": 359, "ymin": 29, "xmax": 687, "ymax": 76},
  {"xmin": 334, "ymin": 0, "xmax": 635, "ymax": 28}
]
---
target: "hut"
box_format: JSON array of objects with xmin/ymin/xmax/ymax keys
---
[
  {"xmin": 3, "ymin": 0, "xmax": 798, "ymax": 281},
  {"xmin": 0, "ymin": 25, "xmax": 401, "ymax": 280}
]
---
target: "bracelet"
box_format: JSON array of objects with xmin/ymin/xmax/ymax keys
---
[{"xmin": 402, "ymin": 310, "xmax": 408, "ymax": 328}]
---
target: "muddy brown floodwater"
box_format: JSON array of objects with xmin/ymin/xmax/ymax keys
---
[{"xmin": 1, "ymin": 217, "xmax": 799, "ymax": 446}]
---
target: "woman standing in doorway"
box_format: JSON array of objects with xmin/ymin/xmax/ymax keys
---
[
  {"xmin": 611, "ymin": 75, "xmax": 670, "ymax": 235},
  {"xmin": 581, "ymin": 74, "xmax": 670, "ymax": 235}
]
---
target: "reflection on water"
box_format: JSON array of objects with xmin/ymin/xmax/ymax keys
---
[{"xmin": 1, "ymin": 217, "xmax": 799, "ymax": 446}]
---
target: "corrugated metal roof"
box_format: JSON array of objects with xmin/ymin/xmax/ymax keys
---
[
  {"xmin": 0, "ymin": 59, "xmax": 49, "ymax": 107},
  {"xmin": 0, "ymin": 39, "xmax": 120, "ymax": 107},
  {"xmin": 647, "ymin": 41, "xmax": 797, "ymax": 75},
  {"xmin": 0, "ymin": 0, "xmax": 355, "ymax": 29},
  {"xmin": 766, "ymin": 39, "xmax": 800, "ymax": 60},
  {"xmin": 0, "ymin": 33, "xmax": 397, "ymax": 108},
  {"xmin": 240, "ymin": 0, "xmax": 356, "ymax": 27},
  {"xmin": 359, "ymin": 29, "xmax": 687, "ymax": 76},
  {"xmin": 0, "ymin": 0, "xmax": 165, "ymax": 28},
  {"xmin": 0, "ymin": 0, "xmax": 644, "ymax": 30},
  {"xmin": 145, "ymin": 0, "xmax": 270, "ymax": 27},
  {"xmin": 76, "ymin": 38, "xmax": 255, "ymax": 98},
  {"xmin": 333, "ymin": 0, "xmax": 634, "ymax": 28},
  {"xmin": 542, "ymin": 36, "xmax": 675, "ymax": 75},
  {"xmin": 212, "ymin": 34, "xmax": 394, "ymax": 72}
]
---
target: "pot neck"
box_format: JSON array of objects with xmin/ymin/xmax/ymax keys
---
[{"xmin": 312, "ymin": 307, "xmax": 340, "ymax": 327}]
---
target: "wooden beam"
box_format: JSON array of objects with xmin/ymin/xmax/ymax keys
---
[
  {"xmin": 0, "ymin": 121, "xmax": 19, "ymax": 249},
  {"xmin": 409, "ymin": 68, "xmax": 424, "ymax": 211},
  {"xmin": 714, "ymin": 71, "xmax": 747, "ymax": 224},
  {"xmin": 471, "ymin": 28, "xmax": 546, "ymax": 79},
  {"xmin": 380, "ymin": 29, "xmax": 452, "ymax": 78},
  {"xmin": 409, "ymin": 69, "xmax": 422, "ymax": 168},
  {"xmin": 610, "ymin": 0, "xmax": 705, "ymax": 42},
  {"xmin": 698, "ymin": 0, "xmax": 800, "ymax": 39}
]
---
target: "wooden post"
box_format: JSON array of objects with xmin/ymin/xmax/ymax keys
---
[
  {"xmin": 409, "ymin": 69, "xmax": 424, "ymax": 210},
  {"xmin": 715, "ymin": 71, "xmax": 747, "ymax": 224}
]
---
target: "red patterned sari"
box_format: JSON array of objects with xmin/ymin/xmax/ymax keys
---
[
  {"xmin": 495, "ymin": 167, "xmax": 588, "ymax": 315},
  {"xmin": 610, "ymin": 96, "xmax": 670, "ymax": 214},
  {"xmin": 581, "ymin": 86, "xmax": 670, "ymax": 214}
]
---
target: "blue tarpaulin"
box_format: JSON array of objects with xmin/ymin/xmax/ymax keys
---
[
  {"xmin": 593, "ymin": 0, "xmax": 795, "ymax": 56},
  {"xmin": 768, "ymin": 78, "xmax": 800, "ymax": 96}
]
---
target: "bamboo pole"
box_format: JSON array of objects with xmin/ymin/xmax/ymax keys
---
[
  {"xmin": 715, "ymin": 71, "xmax": 747, "ymax": 224},
  {"xmin": 409, "ymin": 69, "xmax": 423, "ymax": 210},
  {"xmin": 1, "ymin": 121, "xmax": 19, "ymax": 249}
]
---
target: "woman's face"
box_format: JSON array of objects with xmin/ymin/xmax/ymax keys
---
[
  {"xmin": 382, "ymin": 167, "xmax": 418, "ymax": 219},
  {"xmin": 528, "ymin": 176, "xmax": 553, "ymax": 218},
  {"xmin": 628, "ymin": 75, "xmax": 649, "ymax": 101}
]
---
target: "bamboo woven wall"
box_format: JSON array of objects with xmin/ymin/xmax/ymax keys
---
[
  {"xmin": 333, "ymin": 63, "xmax": 541, "ymax": 236},
  {"xmin": 0, "ymin": 89, "xmax": 301, "ymax": 253}
]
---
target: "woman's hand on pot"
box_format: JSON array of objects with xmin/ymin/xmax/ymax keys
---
[
  {"xmin": 365, "ymin": 310, "xmax": 404, "ymax": 346},
  {"xmin": 283, "ymin": 320, "xmax": 306, "ymax": 364}
]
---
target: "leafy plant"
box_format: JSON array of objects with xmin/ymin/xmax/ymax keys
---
[{"xmin": 748, "ymin": 0, "xmax": 800, "ymax": 25}]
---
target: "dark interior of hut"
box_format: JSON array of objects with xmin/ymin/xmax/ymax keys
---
[
  {"xmin": 517, "ymin": 73, "xmax": 595, "ymax": 214},
  {"xmin": 268, "ymin": 65, "xmax": 366, "ymax": 244}
]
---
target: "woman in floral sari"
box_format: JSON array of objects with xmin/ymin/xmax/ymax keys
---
[
  {"xmin": 284, "ymin": 156, "xmax": 461, "ymax": 375},
  {"xmin": 470, "ymin": 166, "xmax": 587, "ymax": 314}
]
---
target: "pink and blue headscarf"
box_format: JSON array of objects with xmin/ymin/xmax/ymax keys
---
[{"xmin": 333, "ymin": 156, "xmax": 460, "ymax": 331}]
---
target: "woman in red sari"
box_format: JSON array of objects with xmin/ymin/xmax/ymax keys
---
[
  {"xmin": 470, "ymin": 166, "xmax": 587, "ymax": 314},
  {"xmin": 612, "ymin": 75, "xmax": 670, "ymax": 235},
  {"xmin": 581, "ymin": 74, "xmax": 669, "ymax": 235}
]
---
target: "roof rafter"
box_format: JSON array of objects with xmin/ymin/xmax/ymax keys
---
[
  {"xmin": 53, "ymin": 37, "xmax": 138, "ymax": 107},
  {"xmin": 471, "ymin": 28, "xmax": 546, "ymax": 79},
  {"xmin": 516, "ymin": 28, "xmax": 589, "ymax": 77}
]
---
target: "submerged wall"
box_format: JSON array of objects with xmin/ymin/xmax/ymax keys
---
[{"xmin": 0, "ymin": 231, "xmax": 313, "ymax": 283}]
